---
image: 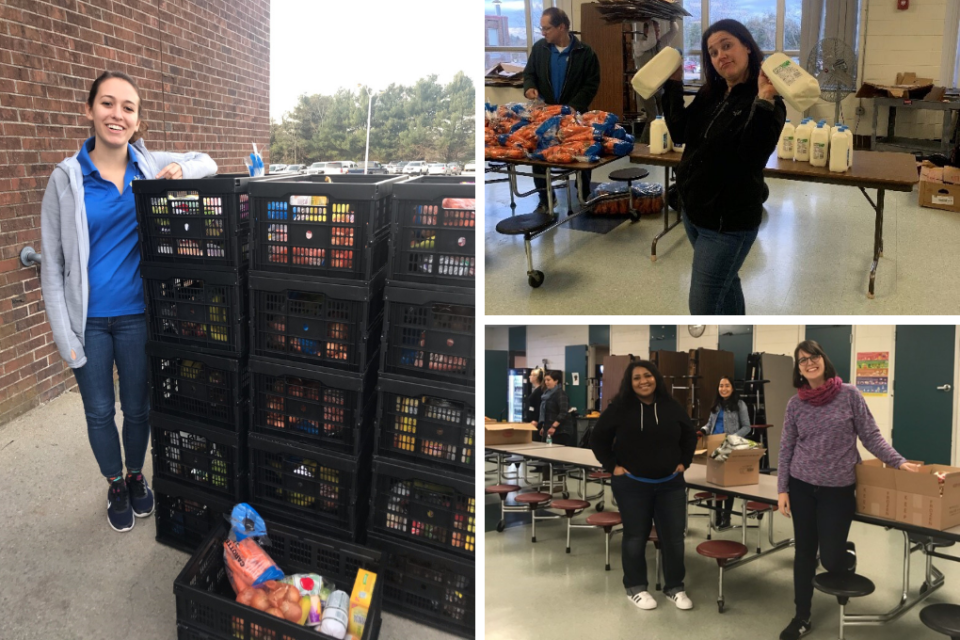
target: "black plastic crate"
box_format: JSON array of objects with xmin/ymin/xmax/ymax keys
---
[
  {"xmin": 250, "ymin": 357, "xmax": 377, "ymax": 455},
  {"xmin": 369, "ymin": 457, "xmax": 475, "ymax": 558},
  {"xmin": 367, "ymin": 533, "xmax": 475, "ymax": 638},
  {"xmin": 388, "ymin": 176, "xmax": 476, "ymax": 288},
  {"xmin": 134, "ymin": 174, "xmax": 255, "ymax": 268},
  {"xmin": 154, "ymin": 476, "xmax": 234, "ymax": 555},
  {"xmin": 143, "ymin": 264, "xmax": 248, "ymax": 356},
  {"xmin": 250, "ymin": 271, "xmax": 383, "ymax": 372},
  {"xmin": 174, "ymin": 518, "xmax": 383, "ymax": 640},
  {"xmin": 250, "ymin": 174, "xmax": 406, "ymax": 280},
  {"xmin": 380, "ymin": 284, "xmax": 475, "ymax": 386},
  {"xmin": 148, "ymin": 342, "xmax": 248, "ymax": 432},
  {"xmin": 375, "ymin": 375, "xmax": 475, "ymax": 475},
  {"xmin": 152, "ymin": 413, "xmax": 246, "ymax": 501},
  {"xmin": 248, "ymin": 432, "xmax": 372, "ymax": 538}
]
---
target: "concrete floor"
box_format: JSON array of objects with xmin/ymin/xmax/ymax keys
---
[
  {"xmin": 0, "ymin": 391, "xmax": 460, "ymax": 640},
  {"xmin": 484, "ymin": 157, "xmax": 960, "ymax": 315},
  {"xmin": 485, "ymin": 463, "xmax": 960, "ymax": 640}
]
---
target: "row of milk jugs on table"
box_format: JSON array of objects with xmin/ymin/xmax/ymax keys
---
[{"xmin": 779, "ymin": 118, "xmax": 853, "ymax": 172}]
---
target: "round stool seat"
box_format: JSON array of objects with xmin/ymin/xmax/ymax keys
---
[
  {"xmin": 746, "ymin": 501, "xmax": 774, "ymax": 512},
  {"xmin": 910, "ymin": 534, "xmax": 956, "ymax": 550},
  {"xmin": 515, "ymin": 492, "xmax": 552, "ymax": 506},
  {"xmin": 696, "ymin": 540, "xmax": 748, "ymax": 561},
  {"xmin": 813, "ymin": 572, "xmax": 876, "ymax": 599},
  {"xmin": 589, "ymin": 470, "xmax": 612, "ymax": 479},
  {"xmin": 609, "ymin": 167, "xmax": 649, "ymax": 182},
  {"xmin": 694, "ymin": 491, "xmax": 729, "ymax": 501},
  {"xmin": 921, "ymin": 603, "xmax": 960, "ymax": 637},
  {"xmin": 503, "ymin": 454, "xmax": 524, "ymax": 464},
  {"xmin": 586, "ymin": 511, "xmax": 623, "ymax": 527},
  {"xmin": 495, "ymin": 212, "xmax": 555, "ymax": 236},
  {"xmin": 551, "ymin": 499, "xmax": 590, "ymax": 514},
  {"xmin": 485, "ymin": 484, "xmax": 521, "ymax": 496}
]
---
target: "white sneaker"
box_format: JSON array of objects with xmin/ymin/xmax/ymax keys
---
[
  {"xmin": 628, "ymin": 591, "xmax": 658, "ymax": 610},
  {"xmin": 666, "ymin": 590, "xmax": 693, "ymax": 610}
]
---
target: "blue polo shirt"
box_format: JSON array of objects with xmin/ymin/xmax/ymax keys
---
[
  {"xmin": 77, "ymin": 137, "xmax": 146, "ymax": 317},
  {"xmin": 550, "ymin": 44, "xmax": 571, "ymax": 102},
  {"xmin": 712, "ymin": 410, "xmax": 725, "ymax": 435}
]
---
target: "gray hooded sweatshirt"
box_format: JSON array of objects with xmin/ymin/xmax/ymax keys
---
[{"xmin": 40, "ymin": 138, "xmax": 218, "ymax": 368}]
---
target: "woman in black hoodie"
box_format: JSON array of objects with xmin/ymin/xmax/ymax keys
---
[
  {"xmin": 591, "ymin": 360, "xmax": 698, "ymax": 611},
  {"xmin": 660, "ymin": 19, "xmax": 786, "ymax": 315}
]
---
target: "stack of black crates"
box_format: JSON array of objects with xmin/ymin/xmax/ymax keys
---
[
  {"xmin": 367, "ymin": 175, "xmax": 476, "ymax": 637},
  {"xmin": 243, "ymin": 174, "xmax": 404, "ymax": 542},
  {"xmin": 134, "ymin": 175, "xmax": 254, "ymax": 553}
]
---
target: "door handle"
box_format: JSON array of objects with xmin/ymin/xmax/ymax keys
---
[{"xmin": 937, "ymin": 384, "xmax": 952, "ymax": 392}]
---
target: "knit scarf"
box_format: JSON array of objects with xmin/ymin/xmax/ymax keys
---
[{"xmin": 798, "ymin": 375, "xmax": 843, "ymax": 406}]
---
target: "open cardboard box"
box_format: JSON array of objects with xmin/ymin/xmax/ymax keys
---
[
  {"xmin": 919, "ymin": 163, "xmax": 960, "ymax": 213},
  {"xmin": 693, "ymin": 434, "xmax": 726, "ymax": 465},
  {"xmin": 705, "ymin": 447, "xmax": 766, "ymax": 487},
  {"xmin": 855, "ymin": 72, "xmax": 935, "ymax": 99},
  {"xmin": 896, "ymin": 464, "xmax": 960, "ymax": 531},
  {"xmin": 854, "ymin": 458, "xmax": 920, "ymax": 520},
  {"xmin": 485, "ymin": 422, "xmax": 538, "ymax": 446}
]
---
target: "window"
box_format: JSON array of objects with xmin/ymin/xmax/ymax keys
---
[
  {"xmin": 682, "ymin": 0, "xmax": 802, "ymax": 83},
  {"xmin": 484, "ymin": 0, "xmax": 555, "ymax": 70}
]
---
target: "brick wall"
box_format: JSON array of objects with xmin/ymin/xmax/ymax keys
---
[{"xmin": 0, "ymin": 0, "xmax": 270, "ymax": 426}]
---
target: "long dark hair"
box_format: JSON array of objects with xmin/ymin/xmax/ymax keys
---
[
  {"xmin": 711, "ymin": 376, "xmax": 741, "ymax": 413},
  {"xmin": 612, "ymin": 359, "xmax": 674, "ymax": 406},
  {"xmin": 792, "ymin": 340, "xmax": 839, "ymax": 388},
  {"xmin": 87, "ymin": 70, "xmax": 148, "ymax": 143},
  {"xmin": 700, "ymin": 19, "xmax": 763, "ymax": 101}
]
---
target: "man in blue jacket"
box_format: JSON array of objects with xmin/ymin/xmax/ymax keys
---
[{"xmin": 523, "ymin": 7, "xmax": 601, "ymax": 214}]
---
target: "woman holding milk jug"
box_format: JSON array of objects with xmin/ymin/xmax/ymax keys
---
[{"xmin": 659, "ymin": 20, "xmax": 786, "ymax": 315}]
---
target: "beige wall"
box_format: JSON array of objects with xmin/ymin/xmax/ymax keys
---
[
  {"xmin": 677, "ymin": 325, "xmax": 720, "ymax": 352},
  {"xmin": 610, "ymin": 325, "xmax": 651, "ymax": 359},
  {"xmin": 755, "ymin": 326, "xmax": 805, "ymax": 357},
  {"xmin": 526, "ymin": 326, "xmax": 590, "ymax": 372},
  {"xmin": 485, "ymin": 326, "xmax": 510, "ymax": 351},
  {"xmin": 852, "ymin": 325, "xmax": 896, "ymax": 460}
]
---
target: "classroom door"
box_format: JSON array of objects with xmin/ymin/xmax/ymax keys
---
[
  {"xmin": 892, "ymin": 326, "xmax": 955, "ymax": 465},
  {"xmin": 485, "ymin": 350, "xmax": 510, "ymax": 422},
  {"xmin": 806, "ymin": 325, "xmax": 852, "ymax": 382},
  {"xmin": 565, "ymin": 345, "xmax": 588, "ymax": 414}
]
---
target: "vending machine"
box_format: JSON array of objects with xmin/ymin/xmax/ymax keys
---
[{"xmin": 508, "ymin": 368, "xmax": 532, "ymax": 423}]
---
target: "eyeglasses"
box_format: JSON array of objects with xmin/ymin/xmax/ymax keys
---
[
  {"xmin": 540, "ymin": 25, "xmax": 555, "ymax": 33},
  {"xmin": 798, "ymin": 354, "xmax": 822, "ymax": 366}
]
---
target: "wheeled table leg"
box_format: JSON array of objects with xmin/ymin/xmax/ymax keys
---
[
  {"xmin": 651, "ymin": 166, "xmax": 682, "ymax": 261},
  {"xmin": 859, "ymin": 186, "xmax": 885, "ymax": 299}
]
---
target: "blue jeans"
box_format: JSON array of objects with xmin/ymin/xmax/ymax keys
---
[
  {"xmin": 682, "ymin": 212, "xmax": 759, "ymax": 315},
  {"xmin": 610, "ymin": 473, "xmax": 687, "ymax": 595},
  {"xmin": 72, "ymin": 314, "xmax": 150, "ymax": 478}
]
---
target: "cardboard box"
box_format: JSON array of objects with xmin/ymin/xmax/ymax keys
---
[
  {"xmin": 855, "ymin": 459, "xmax": 900, "ymax": 520},
  {"xmin": 896, "ymin": 464, "xmax": 960, "ymax": 531},
  {"xmin": 855, "ymin": 72, "xmax": 935, "ymax": 99},
  {"xmin": 919, "ymin": 163, "xmax": 960, "ymax": 213},
  {"xmin": 705, "ymin": 447, "xmax": 766, "ymax": 487},
  {"xmin": 693, "ymin": 434, "xmax": 725, "ymax": 465},
  {"xmin": 485, "ymin": 422, "xmax": 538, "ymax": 446}
]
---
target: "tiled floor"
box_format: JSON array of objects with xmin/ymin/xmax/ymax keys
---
[{"xmin": 484, "ymin": 156, "xmax": 960, "ymax": 315}]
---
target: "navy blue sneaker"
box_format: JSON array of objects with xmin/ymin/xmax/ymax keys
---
[
  {"xmin": 126, "ymin": 472, "xmax": 155, "ymax": 518},
  {"xmin": 107, "ymin": 479, "xmax": 135, "ymax": 532}
]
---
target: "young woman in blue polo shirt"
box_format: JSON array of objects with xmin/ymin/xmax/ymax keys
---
[{"xmin": 40, "ymin": 71, "xmax": 217, "ymax": 532}]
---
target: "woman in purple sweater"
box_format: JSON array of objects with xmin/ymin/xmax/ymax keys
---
[{"xmin": 776, "ymin": 340, "xmax": 920, "ymax": 640}]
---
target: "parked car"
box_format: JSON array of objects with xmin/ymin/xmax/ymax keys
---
[
  {"xmin": 284, "ymin": 164, "xmax": 306, "ymax": 174},
  {"xmin": 347, "ymin": 161, "xmax": 386, "ymax": 174},
  {"xmin": 445, "ymin": 162, "xmax": 462, "ymax": 175},
  {"xmin": 384, "ymin": 160, "xmax": 401, "ymax": 173},
  {"xmin": 388, "ymin": 161, "xmax": 409, "ymax": 174},
  {"xmin": 305, "ymin": 162, "xmax": 328, "ymax": 175},
  {"xmin": 427, "ymin": 163, "xmax": 447, "ymax": 176},
  {"xmin": 463, "ymin": 160, "xmax": 477, "ymax": 173},
  {"xmin": 402, "ymin": 161, "xmax": 428, "ymax": 175},
  {"xmin": 323, "ymin": 161, "xmax": 358, "ymax": 175},
  {"xmin": 269, "ymin": 164, "xmax": 287, "ymax": 173}
]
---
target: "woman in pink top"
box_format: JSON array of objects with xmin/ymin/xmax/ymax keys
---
[{"xmin": 775, "ymin": 340, "xmax": 920, "ymax": 640}]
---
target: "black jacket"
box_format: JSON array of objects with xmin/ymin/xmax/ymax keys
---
[
  {"xmin": 522, "ymin": 35, "xmax": 600, "ymax": 114},
  {"xmin": 661, "ymin": 78, "xmax": 786, "ymax": 232},
  {"xmin": 524, "ymin": 385, "xmax": 544, "ymax": 423},
  {"xmin": 539, "ymin": 387, "xmax": 574, "ymax": 437},
  {"xmin": 591, "ymin": 393, "xmax": 698, "ymax": 479}
]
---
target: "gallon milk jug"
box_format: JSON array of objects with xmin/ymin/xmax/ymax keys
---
[
  {"xmin": 810, "ymin": 123, "xmax": 829, "ymax": 167},
  {"xmin": 778, "ymin": 120, "xmax": 796, "ymax": 159},
  {"xmin": 794, "ymin": 119, "xmax": 813, "ymax": 162},
  {"xmin": 649, "ymin": 116, "xmax": 670, "ymax": 155},
  {"xmin": 631, "ymin": 47, "xmax": 683, "ymax": 100},
  {"xmin": 841, "ymin": 126, "xmax": 854, "ymax": 168},
  {"xmin": 829, "ymin": 128, "xmax": 850, "ymax": 172},
  {"xmin": 762, "ymin": 53, "xmax": 821, "ymax": 112}
]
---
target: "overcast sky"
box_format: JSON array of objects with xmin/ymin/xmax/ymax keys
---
[{"xmin": 270, "ymin": 0, "xmax": 480, "ymax": 121}]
